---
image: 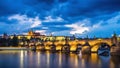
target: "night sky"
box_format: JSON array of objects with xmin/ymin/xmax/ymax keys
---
[{"xmin": 0, "ymin": 0, "xmax": 120, "ymax": 38}]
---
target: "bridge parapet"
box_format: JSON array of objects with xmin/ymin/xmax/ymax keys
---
[
  {"xmin": 41, "ymin": 38, "xmax": 112, "ymax": 52},
  {"xmin": 77, "ymin": 39, "xmax": 112, "ymax": 47}
]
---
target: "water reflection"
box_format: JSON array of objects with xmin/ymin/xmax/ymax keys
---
[
  {"xmin": 58, "ymin": 52, "xmax": 62, "ymax": 67},
  {"xmin": 111, "ymin": 56, "xmax": 120, "ymax": 68},
  {"xmin": 46, "ymin": 51, "xmax": 50, "ymax": 68},
  {"xmin": 20, "ymin": 50, "xmax": 24, "ymax": 68},
  {"xmin": 99, "ymin": 55, "xmax": 111, "ymax": 68},
  {"xmin": 0, "ymin": 51, "xmax": 120, "ymax": 68}
]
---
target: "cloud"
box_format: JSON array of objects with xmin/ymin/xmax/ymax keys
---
[
  {"xmin": 92, "ymin": 12, "xmax": 120, "ymax": 28},
  {"xmin": 86, "ymin": 12, "xmax": 120, "ymax": 37},
  {"xmin": 65, "ymin": 19, "xmax": 90, "ymax": 34},
  {"xmin": 56, "ymin": 0, "xmax": 120, "ymax": 18},
  {"xmin": 92, "ymin": 21, "xmax": 103, "ymax": 28},
  {"xmin": 42, "ymin": 27, "xmax": 48, "ymax": 29},
  {"xmin": 50, "ymin": 30, "xmax": 70, "ymax": 36},
  {"xmin": 35, "ymin": 30, "xmax": 46, "ymax": 35},
  {"xmin": 8, "ymin": 14, "xmax": 41, "ymax": 28},
  {"xmin": 43, "ymin": 16, "xmax": 64, "ymax": 22},
  {"xmin": 0, "ymin": 14, "xmax": 42, "ymax": 34},
  {"xmin": 0, "ymin": 0, "xmax": 120, "ymax": 37},
  {"xmin": 106, "ymin": 12, "xmax": 120, "ymax": 24}
]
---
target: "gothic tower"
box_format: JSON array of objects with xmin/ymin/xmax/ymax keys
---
[{"xmin": 111, "ymin": 32, "xmax": 117, "ymax": 45}]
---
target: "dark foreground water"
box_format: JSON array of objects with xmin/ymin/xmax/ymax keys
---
[{"xmin": 0, "ymin": 51, "xmax": 120, "ymax": 68}]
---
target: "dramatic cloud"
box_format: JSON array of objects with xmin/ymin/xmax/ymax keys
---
[
  {"xmin": 43, "ymin": 16, "xmax": 64, "ymax": 22},
  {"xmin": 8, "ymin": 14, "xmax": 41, "ymax": 28},
  {"xmin": 0, "ymin": 0, "xmax": 120, "ymax": 37},
  {"xmin": 35, "ymin": 30, "xmax": 46, "ymax": 35},
  {"xmin": 65, "ymin": 19, "xmax": 90, "ymax": 34},
  {"xmin": 86, "ymin": 12, "xmax": 120, "ymax": 38}
]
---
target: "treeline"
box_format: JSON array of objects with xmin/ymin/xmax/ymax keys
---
[
  {"xmin": 0, "ymin": 35, "xmax": 18, "ymax": 47},
  {"xmin": 0, "ymin": 34, "xmax": 44, "ymax": 47}
]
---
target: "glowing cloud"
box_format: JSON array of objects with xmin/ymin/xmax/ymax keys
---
[
  {"xmin": 35, "ymin": 30, "xmax": 46, "ymax": 35},
  {"xmin": 8, "ymin": 14, "xmax": 41, "ymax": 28},
  {"xmin": 43, "ymin": 16, "xmax": 64, "ymax": 22},
  {"xmin": 65, "ymin": 19, "xmax": 90, "ymax": 34}
]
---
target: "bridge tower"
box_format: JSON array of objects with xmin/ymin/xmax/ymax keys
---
[
  {"xmin": 111, "ymin": 32, "xmax": 120, "ymax": 55},
  {"xmin": 111, "ymin": 32, "xmax": 118, "ymax": 45}
]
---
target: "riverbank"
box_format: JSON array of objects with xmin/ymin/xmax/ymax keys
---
[{"xmin": 0, "ymin": 47, "xmax": 28, "ymax": 50}]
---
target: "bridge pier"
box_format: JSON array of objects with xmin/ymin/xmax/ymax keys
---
[
  {"xmin": 39, "ymin": 43, "xmax": 45, "ymax": 51},
  {"xmin": 81, "ymin": 41, "xmax": 91, "ymax": 54},
  {"xmin": 111, "ymin": 43, "xmax": 120, "ymax": 56},
  {"xmin": 81, "ymin": 46, "xmax": 91, "ymax": 54},
  {"xmin": 61, "ymin": 44, "xmax": 70, "ymax": 53},
  {"xmin": 75, "ymin": 44, "xmax": 82, "ymax": 53},
  {"xmin": 49, "ymin": 40, "xmax": 56, "ymax": 52}
]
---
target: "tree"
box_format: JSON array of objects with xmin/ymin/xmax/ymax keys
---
[{"xmin": 12, "ymin": 34, "xmax": 18, "ymax": 46}]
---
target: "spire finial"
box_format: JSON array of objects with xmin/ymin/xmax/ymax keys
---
[
  {"xmin": 86, "ymin": 35, "xmax": 88, "ymax": 39},
  {"xmin": 113, "ymin": 31, "xmax": 116, "ymax": 37}
]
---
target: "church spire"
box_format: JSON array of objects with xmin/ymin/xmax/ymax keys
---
[
  {"xmin": 94, "ymin": 35, "xmax": 96, "ymax": 39},
  {"xmin": 86, "ymin": 35, "xmax": 89, "ymax": 39},
  {"xmin": 113, "ymin": 31, "xmax": 117, "ymax": 37}
]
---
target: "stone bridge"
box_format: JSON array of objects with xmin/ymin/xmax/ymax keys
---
[{"xmin": 42, "ymin": 38, "xmax": 113, "ymax": 53}]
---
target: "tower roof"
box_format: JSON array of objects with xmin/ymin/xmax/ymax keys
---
[{"xmin": 113, "ymin": 31, "xmax": 117, "ymax": 37}]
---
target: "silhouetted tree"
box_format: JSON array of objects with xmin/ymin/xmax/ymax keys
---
[
  {"xmin": 0, "ymin": 33, "xmax": 9, "ymax": 47},
  {"xmin": 8, "ymin": 37, "xmax": 12, "ymax": 46},
  {"xmin": 12, "ymin": 34, "xmax": 18, "ymax": 46}
]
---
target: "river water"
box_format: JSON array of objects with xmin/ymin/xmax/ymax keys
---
[{"xmin": 0, "ymin": 50, "xmax": 120, "ymax": 68}]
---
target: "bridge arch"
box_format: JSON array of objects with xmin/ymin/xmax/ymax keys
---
[{"xmin": 91, "ymin": 42, "xmax": 110, "ymax": 52}]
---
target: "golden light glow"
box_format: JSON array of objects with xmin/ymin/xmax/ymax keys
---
[
  {"xmin": 58, "ymin": 52, "xmax": 62, "ymax": 66},
  {"xmin": 91, "ymin": 54, "xmax": 98, "ymax": 64},
  {"xmin": 70, "ymin": 45, "xmax": 77, "ymax": 51},
  {"xmin": 56, "ymin": 45, "xmax": 62, "ymax": 50},
  {"xmin": 74, "ymin": 55, "xmax": 78, "ymax": 67},
  {"xmin": 56, "ymin": 36, "xmax": 65, "ymax": 41},
  {"xmin": 20, "ymin": 50, "xmax": 24, "ymax": 68},
  {"xmin": 46, "ymin": 51, "xmax": 50, "ymax": 67},
  {"xmin": 9, "ymin": 31, "xmax": 114, "ymax": 53},
  {"xmin": 37, "ymin": 52, "xmax": 40, "ymax": 65},
  {"xmin": 91, "ymin": 45, "xmax": 99, "ymax": 52}
]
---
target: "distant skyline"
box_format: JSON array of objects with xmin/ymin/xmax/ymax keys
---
[{"xmin": 0, "ymin": 0, "xmax": 120, "ymax": 38}]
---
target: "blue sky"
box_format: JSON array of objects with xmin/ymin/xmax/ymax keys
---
[{"xmin": 0, "ymin": 0, "xmax": 120, "ymax": 38}]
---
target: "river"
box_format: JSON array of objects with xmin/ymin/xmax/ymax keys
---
[{"xmin": 0, "ymin": 50, "xmax": 120, "ymax": 68}]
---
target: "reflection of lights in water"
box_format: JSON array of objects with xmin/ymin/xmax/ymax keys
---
[
  {"xmin": 69, "ymin": 54, "xmax": 78, "ymax": 67},
  {"xmin": 20, "ymin": 50, "xmax": 24, "ymax": 68},
  {"xmin": 29, "ymin": 51, "xmax": 33, "ymax": 66},
  {"xmin": 37, "ymin": 52, "xmax": 40, "ymax": 65},
  {"xmin": 79, "ymin": 52, "xmax": 85, "ymax": 68},
  {"xmin": 46, "ymin": 51, "xmax": 50, "ymax": 67},
  {"xmin": 58, "ymin": 52, "xmax": 62, "ymax": 66},
  {"xmin": 91, "ymin": 54, "xmax": 98, "ymax": 64},
  {"xmin": 110, "ymin": 59, "xmax": 114, "ymax": 68},
  {"xmin": 78, "ymin": 50, "xmax": 82, "ymax": 58},
  {"xmin": 24, "ymin": 51, "xmax": 27, "ymax": 57},
  {"xmin": 81, "ymin": 59, "xmax": 85, "ymax": 68},
  {"xmin": 0, "ymin": 50, "xmax": 117, "ymax": 68},
  {"xmin": 74, "ymin": 55, "xmax": 78, "ymax": 67}
]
